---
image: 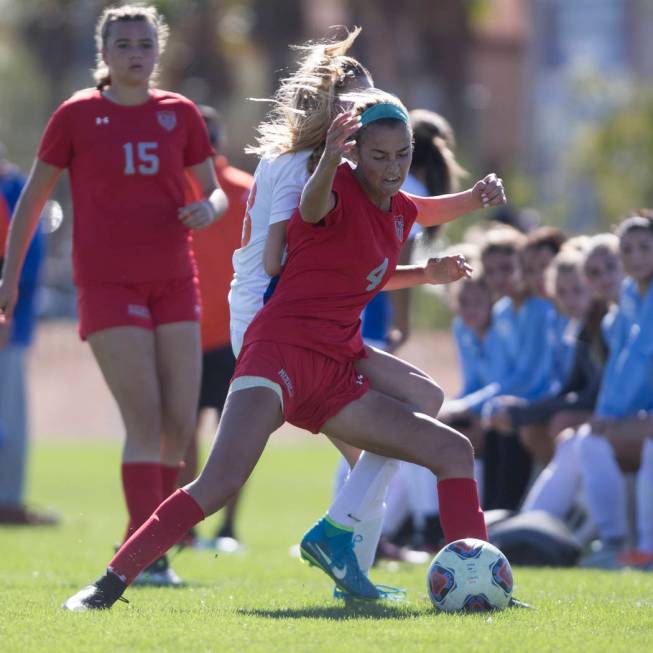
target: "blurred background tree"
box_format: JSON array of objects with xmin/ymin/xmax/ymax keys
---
[{"xmin": 571, "ymin": 87, "xmax": 653, "ymax": 230}]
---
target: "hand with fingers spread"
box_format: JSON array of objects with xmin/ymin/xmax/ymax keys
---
[
  {"xmin": 472, "ymin": 173, "xmax": 506, "ymax": 209},
  {"xmin": 178, "ymin": 199, "xmax": 216, "ymax": 230},
  {"xmin": 321, "ymin": 112, "xmax": 361, "ymax": 167},
  {"xmin": 423, "ymin": 255, "xmax": 473, "ymax": 285}
]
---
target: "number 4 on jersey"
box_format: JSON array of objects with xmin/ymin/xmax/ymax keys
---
[
  {"xmin": 123, "ymin": 142, "xmax": 159, "ymax": 175},
  {"xmin": 366, "ymin": 257, "xmax": 389, "ymax": 291}
]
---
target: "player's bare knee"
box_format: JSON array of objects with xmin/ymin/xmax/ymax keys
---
[
  {"xmin": 433, "ymin": 432, "xmax": 474, "ymax": 477},
  {"xmin": 161, "ymin": 413, "xmax": 196, "ymax": 447}
]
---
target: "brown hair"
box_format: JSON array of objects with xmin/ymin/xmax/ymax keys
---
[
  {"xmin": 93, "ymin": 3, "xmax": 169, "ymax": 91},
  {"xmin": 480, "ymin": 224, "xmax": 526, "ymax": 260},
  {"xmin": 522, "ymin": 226, "xmax": 567, "ymax": 256},
  {"xmin": 615, "ymin": 209, "xmax": 653, "ymax": 239},
  {"xmin": 409, "ymin": 109, "xmax": 467, "ymax": 244},
  {"xmin": 585, "ymin": 232, "xmax": 619, "ymax": 259},
  {"xmin": 246, "ymin": 27, "xmax": 372, "ymax": 163},
  {"xmin": 546, "ymin": 246, "xmax": 586, "ymax": 296}
]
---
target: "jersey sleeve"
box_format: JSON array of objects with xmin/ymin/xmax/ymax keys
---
[
  {"xmin": 182, "ymin": 101, "xmax": 213, "ymax": 167},
  {"xmin": 37, "ymin": 102, "xmax": 74, "ymax": 169},
  {"xmin": 269, "ymin": 154, "xmax": 309, "ymax": 225}
]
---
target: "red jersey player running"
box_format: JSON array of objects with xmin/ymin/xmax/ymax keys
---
[
  {"xmin": 0, "ymin": 5, "xmax": 226, "ymax": 585},
  {"xmin": 62, "ymin": 90, "xmax": 487, "ymax": 611}
]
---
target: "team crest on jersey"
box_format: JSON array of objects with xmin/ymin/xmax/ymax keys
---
[
  {"xmin": 394, "ymin": 215, "xmax": 405, "ymax": 241},
  {"xmin": 157, "ymin": 111, "xmax": 177, "ymax": 131}
]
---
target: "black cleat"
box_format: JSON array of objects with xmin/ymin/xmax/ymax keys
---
[{"xmin": 62, "ymin": 571, "xmax": 127, "ymax": 612}]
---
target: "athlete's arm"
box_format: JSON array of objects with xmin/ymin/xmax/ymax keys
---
[
  {"xmin": 263, "ymin": 220, "xmax": 289, "ymax": 277},
  {"xmin": 410, "ymin": 173, "xmax": 506, "ymax": 227},
  {"xmin": 384, "ymin": 255, "xmax": 472, "ymax": 291},
  {"xmin": 0, "ymin": 159, "xmax": 62, "ymax": 322},
  {"xmin": 300, "ymin": 113, "xmax": 360, "ymax": 223},
  {"xmin": 179, "ymin": 157, "xmax": 228, "ymax": 229}
]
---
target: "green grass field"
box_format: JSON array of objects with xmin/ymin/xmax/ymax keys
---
[{"xmin": 1, "ymin": 440, "xmax": 652, "ymax": 653}]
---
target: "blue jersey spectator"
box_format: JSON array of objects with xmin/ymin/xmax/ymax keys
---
[{"xmin": 0, "ymin": 148, "xmax": 53, "ymax": 526}]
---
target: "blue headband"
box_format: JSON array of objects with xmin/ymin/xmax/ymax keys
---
[{"xmin": 360, "ymin": 103, "xmax": 409, "ymax": 127}]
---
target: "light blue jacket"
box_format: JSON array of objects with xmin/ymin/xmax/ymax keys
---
[
  {"xmin": 595, "ymin": 278, "xmax": 653, "ymax": 418},
  {"xmin": 458, "ymin": 296, "xmax": 557, "ymax": 413},
  {"xmin": 452, "ymin": 317, "xmax": 504, "ymax": 397}
]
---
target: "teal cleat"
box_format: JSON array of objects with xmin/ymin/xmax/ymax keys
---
[{"xmin": 300, "ymin": 516, "xmax": 381, "ymax": 600}]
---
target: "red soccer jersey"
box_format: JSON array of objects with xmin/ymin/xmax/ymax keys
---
[
  {"xmin": 243, "ymin": 163, "xmax": 417, "ymax": 361},
  {"xmin": 37, "ymin": 88, "xmax": 212, "ymax": 285}
]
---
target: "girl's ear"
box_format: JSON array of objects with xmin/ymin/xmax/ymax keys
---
[{"xmin": 348, "ymin": 144, "xmax": 360, "ymax": 165}]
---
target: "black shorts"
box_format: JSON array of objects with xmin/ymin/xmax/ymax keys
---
[{"xmin": 199, "ymin": 344, "xmax": 236, "ymax": 412}]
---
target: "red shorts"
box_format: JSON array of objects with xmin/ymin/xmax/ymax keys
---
[
  {"xmin": 230, "ymin": 341, "xmax": 368, "ymax": 434},
  {"xmin": 77, "ymin": 276, "xmax": 201, "ymax": 340}
]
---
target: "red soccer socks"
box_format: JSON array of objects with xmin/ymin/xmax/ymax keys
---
[{"xmin": 437, "ymin": 477, "xmax": 488, "ymax": 543}]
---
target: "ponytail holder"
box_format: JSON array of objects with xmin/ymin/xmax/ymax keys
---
[{"xmin": 360, "ymin": 103, "xmax": 409, "ymax": 127}]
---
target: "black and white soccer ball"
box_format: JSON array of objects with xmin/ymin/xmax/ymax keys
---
[{"xmin": 427, "ymin": 538, "xmax": 513, "ymax": 612}]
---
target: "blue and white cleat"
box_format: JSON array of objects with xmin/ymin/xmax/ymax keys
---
[{"xmin": 300, "ymin": 516, "xmax": 381, "ymax": 600}]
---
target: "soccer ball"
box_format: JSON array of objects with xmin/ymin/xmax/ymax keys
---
[{"xmin": 427, "ymin": 538, "xmax": 513, "ymax": 612}]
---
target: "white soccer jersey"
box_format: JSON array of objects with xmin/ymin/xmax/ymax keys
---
[{"xmin": 228, "ymin": 150, "xmax": 311, "ymax": 356}]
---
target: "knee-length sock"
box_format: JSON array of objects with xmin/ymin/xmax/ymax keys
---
[
  {"xmin": 326, "ymin": 452, "xmax": 400, "ymax": 573},
  {"xmin": 578, "ymin": 431, "xmax": 627, "ymax": 542},
  {"xmin": 109, "ymin": 489, "xmax": 205, "ymax": 585},
  {"xmin": 121, "ymin": 462, "xmax": 164, "ymax": 541},
  {"xmin": 161, "ymin": 463, "xmax": 182, "ymax": 499},
  {"xmin": 521, "ymin": 433, "xmax": 581, "ymax": 518},
  {"xmin": 437, "ymin": 478, "xmax": 488, "ymax": 542}
]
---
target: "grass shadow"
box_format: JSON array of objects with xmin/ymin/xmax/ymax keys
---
[{"xmin": 237, "ymin": 603, "xmax": 426, "ymax": 621}]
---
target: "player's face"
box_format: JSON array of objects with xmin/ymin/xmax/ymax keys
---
[
  {"xmin": 521, "ymin": 245, "xmax": 555, "ymax": 297},
  {"xmin": 103, "ymin": 19, "xmax": 159, "ymax": 87},
  {"xmin": 584, "ymin": 249, "xmax": 623, "ymax": 303},
  {"xmin": 481, "ymin": 251, "xmax": 521, "ymax": 299},
  {"xmin": 555, "ymin": 269, "xmax": 591, "ymax": 320},
  {"xmin": 456, "ymin": 282, "xmax": 491, "ymax": 332},
  {"xmin": 355, "ymin": 123, "xmax": 412, "ymax": 203},
  {"xmin": 620, "ymin": 228, "xmax": 653, "ymax": 285}
]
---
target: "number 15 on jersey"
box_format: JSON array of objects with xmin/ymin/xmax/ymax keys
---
[{"xmin": 123, "ymin": 142, "xmax": 159, "ymax": 175}]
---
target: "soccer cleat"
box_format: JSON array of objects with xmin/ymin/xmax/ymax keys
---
[
  {"xmin": 62, "ymin": 571, "xmax": 127, "ymax": 612},
  {"xmin": 579, "ymin": 541, "xmax": 624, "ymax": 570},
  {"xmin": 333, "ymin": 584, "xmax": 407, "ymax": 603},
  {"xmin": 300, "ymin": 516, "xmax": 381, "ymax": 600},
  {"xmin": 617, "ymin": 549, "xmax": 653, "ymax": 571},
  {"xmin": 191, "ymin": 535, "xmax": 246, "ymax": 554},
  {"xmin": 132, "ymin": 555, "xmax": 183, "ymax": 587},
  {"xmin": 0, "ymin": 505, "xmax": 59, "ymax": 526},
  {"xmin": 508, "ymin": 597, "xmax": 534, "ymax": 609}
]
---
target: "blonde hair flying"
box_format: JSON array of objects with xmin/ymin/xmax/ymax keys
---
[{"xmin": 246, "ymin": 27, "xmax": 372, "ymax": 159}]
